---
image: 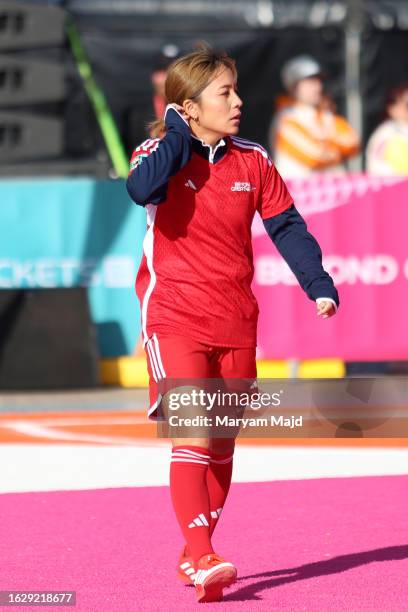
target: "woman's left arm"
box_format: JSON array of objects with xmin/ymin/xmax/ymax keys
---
[{"xmin": 263, "ymin": 204, "xmax": 339, "ymax": 318}]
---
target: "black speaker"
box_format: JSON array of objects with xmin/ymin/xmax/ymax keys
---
[
  {"xmin": 0, "ymin": 288, "xmax": 100, "ymax": 389},
  {"xmin": 0, "ymin": 55, "xmax": 66, "ymax": 105},
  {"xmin": 0, "ymin": 2, "xmax": 65, "ymax": 50},
  {"xmin": 0, "ymin": 111, "xmax": 63, "ymax": 161}
]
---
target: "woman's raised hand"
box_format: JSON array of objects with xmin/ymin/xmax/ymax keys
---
[{"xmin": 165, "ymin": 103, "xmax": 190, "ymax": 125}]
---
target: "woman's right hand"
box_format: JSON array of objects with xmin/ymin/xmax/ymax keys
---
[
  {"xmin": 168, "ymin": 103, "xmax": 186, "ymax": 116},
  {"xmin": 164, "ymin": 103, "xmax": 191, "ymax": 129}
]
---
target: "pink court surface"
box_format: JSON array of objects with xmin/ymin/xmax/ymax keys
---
[{"xmin": 0, "ymin": 388, "xmax": 407, "ymax": 611}]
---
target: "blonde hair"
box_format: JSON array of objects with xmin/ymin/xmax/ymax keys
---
[{"xmin": 148, "ymin": 46, "xmax": 237, "ymax": 138}]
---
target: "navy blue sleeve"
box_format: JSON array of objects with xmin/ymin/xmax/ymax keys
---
[
  {"xmin": 126, "ymin": 107, "xmax": 192, "ymax": 206},
  {"xmin": 263, "ymin": 204, "xmax": 339, "ymax": 306}
]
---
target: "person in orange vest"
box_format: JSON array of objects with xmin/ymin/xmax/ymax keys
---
[{"xmin": 270, "ymin": 55, "xmax": 360, "ymax": 178}]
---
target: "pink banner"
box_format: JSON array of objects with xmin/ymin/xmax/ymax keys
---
[{"xmin": 252, "ymin": 175, "xmax": 408, "ymax": 360}]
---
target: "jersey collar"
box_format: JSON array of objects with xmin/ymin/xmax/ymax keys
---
[{"xmin": 191, "ymin": 135, "xmax": 228, "ymax": 164}]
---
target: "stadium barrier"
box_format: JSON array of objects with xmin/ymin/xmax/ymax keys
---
[
  {"xmin": 253, "ymin": 174, "xmax": 408, "ymax": 362},
  {"xmin": 99, "ymin": 356, "xmax": 345, "ymax": 387},
  {"xmin": 2, "ymin": 175, "xmax": 407, "ymax": 386},
  {"xmin": 0, "ymin": 178, "xmax": 145, "ymax": 360}
]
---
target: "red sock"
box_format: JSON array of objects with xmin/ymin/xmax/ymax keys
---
[
  {"xmin": 170, "ymin": 446, "xmax": 214, "ymax": 567},
  {"xmin": 206, "ymin": 450, "xmax": 234, "ymax": 536}
]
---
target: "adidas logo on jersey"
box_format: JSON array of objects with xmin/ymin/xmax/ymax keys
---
[
  {"xmin": 231, "ymin": 182, "xmax": 256, "ymax": 192},
  {"xmin": 185, "ymin": 179, "xmax": 197, "ymax": 190}
]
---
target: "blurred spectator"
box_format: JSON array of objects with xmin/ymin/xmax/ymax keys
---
[
  {"xmin": 126, "ymin": 44, "xmax": 180, "ymax": 149},
  {"xmin": 149, "ymin": 44, "xmax": 181, "ymax": 137},
  {"xmin": 366, "ymin": 84, "xmax": 408, "ymax": 176},
  {"xmin": 270, "ymin": 55, "xmax": 360, "ymax": 178}
]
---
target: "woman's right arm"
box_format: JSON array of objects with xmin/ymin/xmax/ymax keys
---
[{"xmin": 126, "ymin": 105, "xmax": 192, "ymax": 206}]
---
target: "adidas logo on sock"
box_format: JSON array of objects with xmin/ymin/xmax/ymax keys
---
[
  {"xmin": 210, "ymin": 507, "xmax": 223, "ymax": 519},
  {"xmin": 188, "ymin": 513, "xmax": 209, "ymax": 529}
]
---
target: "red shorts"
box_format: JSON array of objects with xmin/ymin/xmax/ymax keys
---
[{"xmin": 144, "ymin": 333, "xmax": 257, "ymax": 420}]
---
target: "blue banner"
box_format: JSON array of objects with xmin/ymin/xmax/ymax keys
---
[{"xmin": 1, "ymin": 178, "xmax": 146, "ymax": 357}]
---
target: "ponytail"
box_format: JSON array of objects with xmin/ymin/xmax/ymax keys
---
[{"xmin": 148, "ymin": 118, "xmax": 167, "ymax": 139}]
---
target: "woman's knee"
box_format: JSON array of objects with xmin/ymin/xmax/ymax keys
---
[
  {"xmin": 209, "ymin": 437, "xmax": 236, "ymax": 455},
  {"xmin": 171, "ymin": 438, "xmax": 210, "ymax": 449}
]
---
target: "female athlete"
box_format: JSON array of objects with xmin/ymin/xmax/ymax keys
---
[{"xmin": 126, "ymin": 47, "xmax": 339, "ymax": 603}]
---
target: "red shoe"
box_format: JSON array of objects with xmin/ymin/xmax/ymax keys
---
[
  {"xmin": 177, "ymin": 545, "xmax": 195, "ymax": 586},
  {"xmin": 194, "ymin": 553, "xmax": 237, "ymax": 603}
]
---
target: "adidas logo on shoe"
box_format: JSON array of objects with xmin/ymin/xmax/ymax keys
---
[{"xmin": 177, "ymin": 545, "xmax": 195, "ymax": 586}]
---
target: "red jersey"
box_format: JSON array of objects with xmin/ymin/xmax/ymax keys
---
[{"xmin": 132, "ymin": 135, "xmax": 293, "ymax": 348}]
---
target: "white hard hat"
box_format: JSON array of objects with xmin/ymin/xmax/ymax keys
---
[{"xmin": 281, "ymin": 55, "xmax": 324, "ymax": 91}]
